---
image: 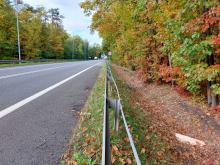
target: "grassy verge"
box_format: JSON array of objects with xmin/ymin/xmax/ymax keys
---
[
  {"xmin": 110, "ymin": 66, "xmax": 172, "ymax": 164},
  {"xmin": 0, "ymin": 62, "xmax": 51, "ymax": 68},
  {"xmin": 0, "ymin": 60, "xmax": 78, "ymax": 68},
  {"xmin": 61, "ymin": 65, "xmax": 105, "ymax": 164},
  {"xmin": 61, "ymin": 64, "xmax": 172, "ymax": 164}
]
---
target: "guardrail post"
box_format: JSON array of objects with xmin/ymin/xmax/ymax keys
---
[
  {"xmin": 107, "ymin": 99, "xmax": 120, "ymax": 133},
  {"xmin": 114, "ymin": 100, "xmax": 120, "ymax": 133},
  {"xmin": 107, "ymin": 69, "xmax": 114, "ymax": 94},
  {"xmin": 105, "ymin": 69, "xmax": 111, "ymax": 165}
]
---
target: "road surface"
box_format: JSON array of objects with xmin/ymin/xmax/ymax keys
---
[{"xmin": 0, "ymin": 61, "xmax": 103, "ymax": 165}]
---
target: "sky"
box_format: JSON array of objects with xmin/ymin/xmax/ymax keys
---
[{"xmin": 23, "ymin": 0, "xmax": 102, "ymax": 45}]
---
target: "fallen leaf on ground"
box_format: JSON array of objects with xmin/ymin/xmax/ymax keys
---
[
  {"xmin": 127, "ymin": 158, "xmax": 132, "ymax": 164},
  {"xmin": 141, "ymin": 148, "xmax": 146, "ymax": 154},
  {"xmin": 67, "ymin": 160, "xmax": 77, "ymax": 165}
]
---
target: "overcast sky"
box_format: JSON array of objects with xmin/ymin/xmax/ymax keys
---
[{"xmin": 23, "ymin": 0, "xmax": 102, "ymax": 45}]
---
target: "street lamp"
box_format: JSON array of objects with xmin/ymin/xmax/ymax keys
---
[
  {"xmin": 72, "ymin": 39, "xmax": 74, "ymax": 60},
  {"xmin": 14, "ymin": 0, "xmax": 23, "ymax": 62}
]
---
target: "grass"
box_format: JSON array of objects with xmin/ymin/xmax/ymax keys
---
[
  {"xmin": 61, "ymin": 65, "xmax": 105, "ymax": 164},
  {"xmin": 61, "ymin": 63, "xmax": 172, "ymax": 164},
  {"xmin": 0, "ymin": 60, "xmax": 79, "ymax": 68},
  {"xmin": 0, "ymin": 62, "xmax": 50, "ymax": 68},
  {"xmin": 110, "ymin": 66, "xmax": 172, "ymax": 164}
]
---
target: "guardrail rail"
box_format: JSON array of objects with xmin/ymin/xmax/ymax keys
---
[
  {"xmin": 0, "ymin": 59, "xmax": 50, "ymax": 64},
  {"xmin": 102, "ymin": 61, "xmax": 141, "ymax": 165},
  {"xmin": 0, "ymin": 59, "xmax": 79, "ymax": 64}
]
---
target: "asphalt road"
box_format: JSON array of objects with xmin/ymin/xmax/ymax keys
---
[{"xmin": 0, "ymin": 61, "xmax": 103, "ymax": 165}]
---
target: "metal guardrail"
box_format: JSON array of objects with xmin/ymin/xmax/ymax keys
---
[
  {"xmin": 102, "ymin": 61, "xmax": 141, "ymax": 165},
  {"xmin": 0, "ymin": 59, "xmax": 50, "ymax": 64},
  {"xmin": 0, "ymin": 59, "xmax": 79, "ymax": 64}
]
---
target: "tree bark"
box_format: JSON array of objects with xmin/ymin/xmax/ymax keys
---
[
  {"xmin": 207, "ymin": 81, "xmax": 212, "ymax": 105},
  {"xmin": 211, "ymin": 93, "xmax": 218, "ymax": 107}
]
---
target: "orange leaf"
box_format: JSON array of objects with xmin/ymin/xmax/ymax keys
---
[
  {"xmin": 127, "ymin": 158, "xmax": 132, "ymax": 164},
  {"xmin": 119, "ymin": 158, "xmax": 125, "ymax": 164},
  {"xmin": 67, "ymin": 160, "xmax": 77, "ymax": 165}
]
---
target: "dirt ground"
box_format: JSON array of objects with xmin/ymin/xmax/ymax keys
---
[{"xmin": 112, "ymin": 64, "xmax": 220, "ymax": 165}]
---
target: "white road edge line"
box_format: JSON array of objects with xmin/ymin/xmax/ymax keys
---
[
  {"xmin": 0, "ymin": 62, "xmax": 101, "ymax": 119},
  {"xmin": 0, "ymin": 65, "xmax": 68, "ymax": 80}
]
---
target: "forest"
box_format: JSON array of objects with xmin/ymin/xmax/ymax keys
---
[
  {"xmin": 0, "ymin": 0, "xmax": 101, "ymax": 60},
  {"xmin": 81, "ymin": 0, "xmax": 220, "ymax": 106}
]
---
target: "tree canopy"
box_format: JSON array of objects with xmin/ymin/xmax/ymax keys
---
[
  {"xmin": 0, "ymin": 0, "xmax": 101, "ymax": 60},
  {"xmin": 81, "ymin": 0, "xmax": 220, "ymax": 106}
]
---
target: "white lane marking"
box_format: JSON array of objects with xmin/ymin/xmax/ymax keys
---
[
  {"xmin": 0, "ymin": 62, "xmax": 101, "ymax": 119},
  {"xmin": 0, "ymin": 66, "xmax": 68, "ymax": 80}
]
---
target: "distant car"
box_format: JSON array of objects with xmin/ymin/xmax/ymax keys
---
[{"xmin": 94, "ymin": 57, "xmax": 98, "ymax": 60}]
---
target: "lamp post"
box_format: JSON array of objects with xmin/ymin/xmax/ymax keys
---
[
  {"xmin": 72, "ymin": 39, "xmax": 74, "ymax": 60},
  {"xmin": 15, "ymin": 0, "xmax": 23, "ymax": 62}
]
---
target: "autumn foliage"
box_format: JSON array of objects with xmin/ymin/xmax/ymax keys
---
[
  {"xmin": 81, "ymin": 0, "xmax": 219, "ymax": 106},
  {"xmin": 0, "ymin": 0, "xmax": 100, "ymax": 60}
]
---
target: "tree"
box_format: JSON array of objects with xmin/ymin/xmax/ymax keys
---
[
  {"xmin": 0, "ymin": 0, "xmax": 17, "ymax": 59},
  {"xmin": 64, "ymin": 36, "xmax": 75, "ymax": 59},
  {"xmin": 64, "ymin": 35, "xmax": 98, "ymax": 60},
  {"xmin": 83, "ymin": 40, "xmax": 89, "ymax": 60},
  {"xmin": 0, "ymin": 1, "xmax": 70, "ymax": 60},
  {"xmin": 48, "ymin": 8, "xmax": 64, "ymax": 27},
  {"xmin": 81, "ymin": 0, "xmax": 220, "ymax": 106},
  {"xmin": 19, "ymin": 10, "xmax": 42, "ymax": 59}
]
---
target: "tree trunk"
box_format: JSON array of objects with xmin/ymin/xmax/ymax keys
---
[
  {"xmin": 168, "ymin": 53, "xmax": 174, "ymax": 88},
  {"xmin": 211, "ymin": 94, "xmax": 218, "ymax": 107},
  {"xmin": 206, "ymin": 56, "xmax": 212, "ymax": 105},
  {"xmin": 207, "ymin": 54, "xmax": 218, "ymax": 107},
  {"xmin": 207, "ymin": 81, "xmax": 212, "ymax": 105}
]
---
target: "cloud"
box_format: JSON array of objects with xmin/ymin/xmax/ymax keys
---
[{"xmin": 22, "ymin": 0, "xmax": 102, "ymax": 45}]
